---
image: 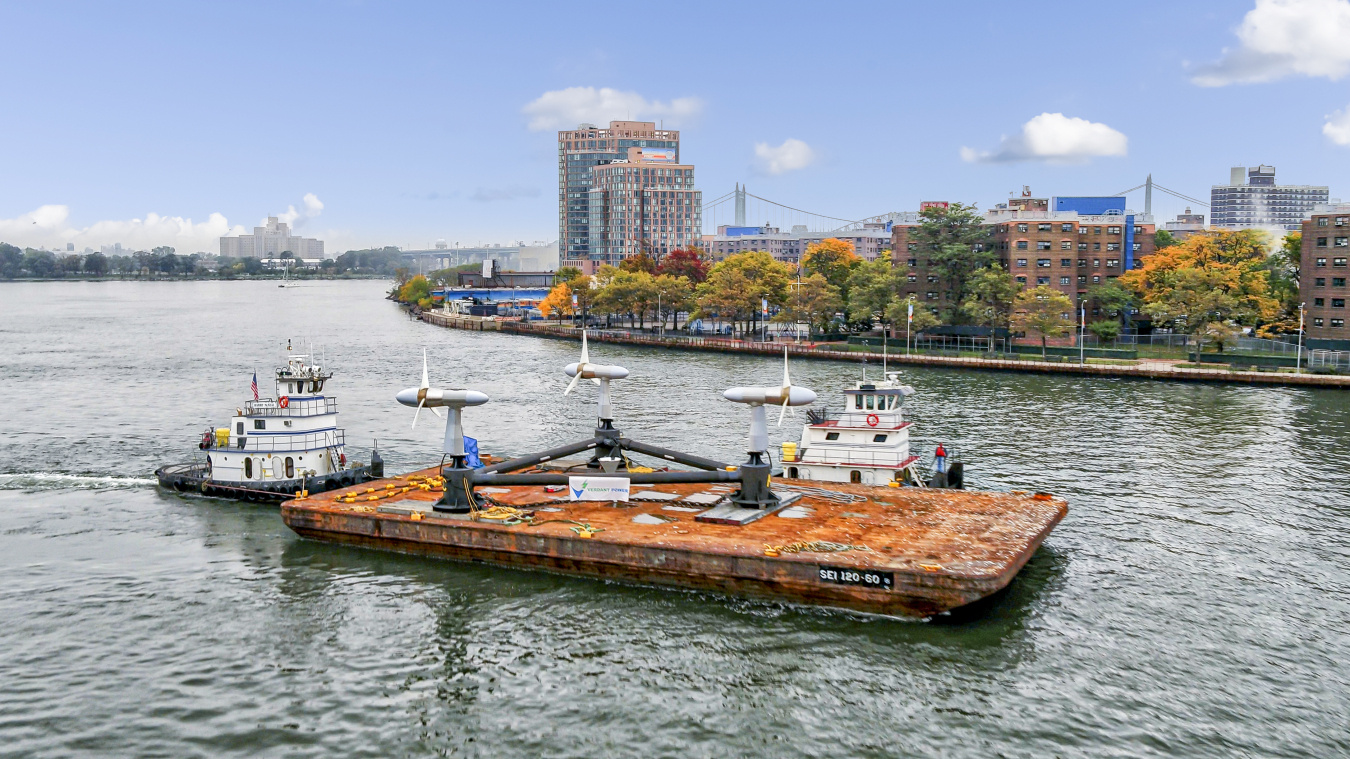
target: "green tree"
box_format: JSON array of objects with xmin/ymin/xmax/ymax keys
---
[
  {"xmin": 1086, "ymin": 278, "xmax": 1137, "ymax": 334},
  {"xmin": 22, "ymin": 249, "xmax": 56, "ymax": 277},
  {"xmin": 83, "ymin": 251, "xmax": 109, "ymax": 276},
  {"xmin": 959, "ymin": 265, "xmax": 1018, "ymax": 328},
  {"xmin": 1140, "ymin": 268, "xmax": 1244, "ymax": 362},
  {"xmin": 884, "ymin": 295, "xmax": 942, "ymax": 340},
  {"xmin": 775, "ymin": 272, "xmax": 843, "ymax": 336},
  {"xmin": 554, "ymin": 266, "xmax": 583, "ymax": 284},
  {"xmin": 845, "ymin": 258, "xmax": 905, "ymax": 327},
  {"xmin": 908, "ymin": 202, "xmax": 995, "ymax": 323},
  {"xmin": 0, "ymin": 242, "xmax": 23, "ymax": 278},
  {"xmin": 1011, "ymin": 285, "xmax": 1075, "ymax": 359},
  {"xmin": 694, "ymin": 251, "xmax": 792, "ymax": 335},
  {"xmin": 618, "ymin": 253, "xmax": 657, "ymax": 274},
  {"xmin": 1154, "ymin": 229, "xmax": 1179, "ymax": 249},
  {"xmin": 653, "ymin": 273, "xmax": 695, "ymax": 331},
  {"xmin": 1087, "ymin": 319, "xmax": 1121, "ymax": 342},
  {"xmin": 398, "ymin": 275, "xmax": 432, "ymax": 305}
]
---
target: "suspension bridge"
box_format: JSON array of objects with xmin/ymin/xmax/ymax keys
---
[{"xmin": 700, "ymin": 184, "xmax": 908, "ymax": 236}]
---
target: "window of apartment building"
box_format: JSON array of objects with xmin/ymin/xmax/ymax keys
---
[
  {"xmin": 1334, "ymin": 319, "xmax": 1346, "ymax": 328},
  {"xmin": 907, "ymin": 273, "xmax": 917, "ymax": 282},
  {"xmin": 1092, "ymin": 275, "xmax": 1101, "ymax": 283},
  {"xmin": 1061, "ymin": 223, "xmax": 1074, "ymax": 232},
  {"xmin": 1060, "ymin": 258, "xmax": 1072, "ymax": 266},
  {"xmin": 1016, "ymin": 276, "xmax": 1027, "ymax": 284},
  {"xmin": 1060, "ymin": 276, "xmax": 1070, "ymax": 285},
  {"xmin": 1037, "ymin": 276, "xmax": 1050, "ymax": 285},
  {"xmin": 1078, "ymin": 242, "xmax": 1088, "ymax": 251},
  {"xmin": 1107, "ymin": 226, "xmax": 1122, "ymax": 235},
  {"xmin": 1016, "ymin": 258, "xmax": 1028, "ymax": 267},
  {"xmin": 1337, "ymin": 258, "xmax": 1349, "ymax": 266},
  {"xmin": 1315, "ymin": 298, "xmax": 1325, "ymax": 306},
  {"xmin": 1093, "ymin": 259, "xmax": 1101, "ymax": 268},
  {"xmin": 1337, "ymin": 237, "xmax": 1350, "ymax": 247},
  {"xmin": 1317, "ymin": 237, "xmax": 1329, "ymax": 247},
  {"xmin": 1107, "ymin": 243, "xmax": 1120, "ymax": 251},
  {"xmin": 1317, "ymin": 217, "xmax": 1329, "ymax": 226},
  {"xmin": 1094, "ymin": 226, "xmax": 1102, "ymax": 234},
  {"xmin": 1132, "ymin": 243, "xmax": 1141, "ymax": 252},
  {"xmin": 1037, "ymin": 241, "xmax": 1052, "ymax": 250},
  {"xmin": 1078, "ymin": 275, "xmax": 1087, "ymax": 284},
  {"xmin": 1106, "ymin": 259, "xmax": 1119, "ymax": 268},
  {"xmin": 1038, "ymin": 223, "xmax": 1051, "ymax": 231},
  {"xmin": 1037, "ymin": 259, "xmax": 1051, "ymax": 267},
  {"xmin": 926, "ymin": 291, "xmax": 938, "ymax": 300},
  {"xmin": 1017, "ymin": 223, "xmax": 1028, "ymax": 232},
  {"xmin": 1093, "ymin": 242, "xmax": 1102, "ymax": 251},
  {"xmin": 1016, "ymin": 240, "xmax": 1029, "ymax": 250},
  {"xmin": 1338, "ymin": 217, "xmax": 1350, "ymax": 226},
  {"xmin": 1317, "ymin": 257, "xmax": 1328, "ymax": 266},
  {"xmin": 1061, "ymin": 240, "xmax": 1072, "ymax": 250},
  {"xmin": 1335, "ymin": 299, "xmax": 1347, "ymax": 308},
  {"xmin": 1078, "ymin": 258, "xmax": 1087, "ymax": 267},
  {"xmin": 1314, "ymin": 317, "xmax": 1325, "ymax": 327},
  {"xmin": 907, "ymin": 258, "xmax": 917, "ymax": 267},
  {"xmin": 1316, "ymin": 277, "xmax": 1327, "ymax": 286},
  {"xmin": 1336, "ymin": 278, "xmax": 1347, "ymax": 286},
  {"xmin": 1134, "ymin": 226, "xmax": 1145, "ymax": 235},
  {"xmin": 927, "ymin": 274, "xmax": 939, "ymax": 283}
]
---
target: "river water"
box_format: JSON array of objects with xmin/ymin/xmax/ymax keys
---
[{"xmin": 1, "ymin": 279, "xmax": 1347, "ymax": 758}]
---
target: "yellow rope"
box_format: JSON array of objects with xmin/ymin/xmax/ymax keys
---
[{"xmin": 763, "ymin": 541, "xmax": 869, "ymax": 557}]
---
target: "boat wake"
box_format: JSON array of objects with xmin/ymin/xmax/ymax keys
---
[{"xmin": 0, "ymin": 472, "xmax": 157, "ymax": 492}]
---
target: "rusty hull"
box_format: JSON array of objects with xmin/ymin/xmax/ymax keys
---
[{"xmin": 280, "ymin": 468, "xmax": 1067, "ymax": 617}]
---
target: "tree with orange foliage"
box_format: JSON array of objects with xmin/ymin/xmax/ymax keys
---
[
  {"xmin": 619, "ymin": 253, "xmax": 657, "ymax": 274},
  {"xmin": 1121, "ymin": 229, "xmax": 1280, "ymax": 358},
  {"xmin": 656, "ymin": 248, "xmax": 709, "ymax": 284},
  {"xmin": 801, "ymin": 238, "xmax": 862, "ymax": 301}
]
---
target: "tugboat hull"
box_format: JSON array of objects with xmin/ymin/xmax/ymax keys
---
[{"xmin": 155, "ymin": 462, "xmax": 378, "ymax": 502}]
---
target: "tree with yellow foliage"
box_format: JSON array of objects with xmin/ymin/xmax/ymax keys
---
[
  {"xmin": 801, "ymin": 238, "xmax": 862, "ymax": 300},
  {"xmin": 1121, "ymin": 229, "xmax": 1280, "ymax": 356}
]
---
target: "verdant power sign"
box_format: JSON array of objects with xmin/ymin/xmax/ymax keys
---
[{"xmin": 568, "ymin": 476, "xmax": 631, "ymax": 502}]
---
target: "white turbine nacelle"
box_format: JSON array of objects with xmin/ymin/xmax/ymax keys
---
[
  {"xmin": 723, "ymin": 348, "xmax": 817, "ymax": 454},
  {"xmin": 564, "ymin": 362, "xmax": 630, "ymax": 382},
  {"xmin": 399, "ymin": 349, "xmax": 490, "ymax": 458},
  {"xmin": 722, "ymin": 386, "xmax": 816, "ymax": 407},
  {"xmin": 395, "ymin": 387, "xmax": 490, "ymax": 409}
]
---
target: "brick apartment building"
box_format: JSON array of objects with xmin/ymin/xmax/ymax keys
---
[
  {"xmin": 890, "ymin": 193, "xmax": 1155, "ymax": 319},
  {"xmin": 1300, "ymin": 203, "xmax": 1350, "ymax": 344}
]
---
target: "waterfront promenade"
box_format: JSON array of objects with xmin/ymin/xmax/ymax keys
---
[{"xmin": 417, "ymin": 310, "xmax": 1350, "ymax": 389}]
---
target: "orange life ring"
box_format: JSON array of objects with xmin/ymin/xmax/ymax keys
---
[
  {"xmin": 279, "ymin": 396, "xmax": 290, "ymax": 409},
  {"xmin": 866, "ymin": 414, "xmax": 880, "ymax": 427}
]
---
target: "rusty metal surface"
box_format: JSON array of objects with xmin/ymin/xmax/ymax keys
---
[{"xmin": 281, "ymin": 467, "xmax": 1067, "ymax": 617}]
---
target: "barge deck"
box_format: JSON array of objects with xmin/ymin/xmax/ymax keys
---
[{"xmin": 281, "ymin": 467, "xmax": 1066, "ymax": 618}]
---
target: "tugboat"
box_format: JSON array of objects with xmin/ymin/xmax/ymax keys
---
[
  {"xmin": 779, "ymin": 371, "xmax": 962, "ymax": 488},
  {"xmin": 156, "ymin": 343, "xmax": 382, "ymax": 501}
]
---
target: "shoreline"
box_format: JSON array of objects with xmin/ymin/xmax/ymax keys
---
[{"xmin": 417, "ymin": 309, "xmax": 1350, "ymax": 389}]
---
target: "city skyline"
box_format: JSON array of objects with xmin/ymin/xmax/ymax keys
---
[{"xmin": 2, "ymin": 0, "xmax": 1349, "ymax": 254}]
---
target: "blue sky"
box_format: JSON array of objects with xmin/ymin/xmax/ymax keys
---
[{"xmin": 2, "ymin": 0, "xmax": 1348, "ymax": 254}]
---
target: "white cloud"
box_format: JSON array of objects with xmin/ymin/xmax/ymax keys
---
[
  {"xmin": 960, "ymin": 113, "xmax": 1128, "ymax": 164},
  {"xmin": 1326, "ymin": 105, "xmax": 1350, "ymax": 144},
  {"xmin": 275, "ymin": 192, "xmax": 325, "ymax": 228},
  {"xmin": 753, "ymin": 138, "xmax": 816, "ymax": 175},
  {"xmin": 522, "ymin": 86, "xmax": 703, "ymax": 131},
  {"xmin": 0, "ymin": 192, "xmax": 324, "ymax": 253},
  {"xmin": 1192, "ymin": 0, "xmax": 1350, "ymax": 86}
]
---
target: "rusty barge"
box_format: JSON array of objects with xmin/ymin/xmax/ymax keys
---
[{"xmin": 279, "ymin": 336, "xmax": 1067, "ymax": 618}]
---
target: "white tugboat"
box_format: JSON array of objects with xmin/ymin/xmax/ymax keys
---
[
  {"xmin": 779, "ymin": 371, "xmax": 962, "ymax": 488},
  {"xmin": 156, "ymin": 343, "xmax": 382, "ymax": 500}
]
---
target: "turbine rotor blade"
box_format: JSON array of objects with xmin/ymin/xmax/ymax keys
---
[
  {"xmin": 430, "ymin": 406, "xmax": 445, "ymax": 419},
  {"xmin": 421, "ymin": 349, "xmax": 430, "ymax": 390},
  {"xmin": 777, "ymin": 395, "xmax": 790, "ymax": 427},
  {"xmin": 580, "ymin": 330, "xmax": 590, "ymax": 365},
  {"xmin": 412, "ymin": 398, "xmax": 425, "ymax": 429},
  {"xmin": 564, "ymin": 372, "xmax": 581, "ymax": 395},
  {"xmin": 783, "ymin": 347, "xmax": 791, "ymax": 388}
]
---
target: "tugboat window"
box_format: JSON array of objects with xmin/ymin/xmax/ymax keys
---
[
  {"xmin": 236, "ymin": 422, "xmax": 243, "ymax": 435},
  {"xmin": 788, "ymin": 467, "xmax": 798, "ymax": 478},
  {"xmin": 244, "ymin": 458, "xmax": 253, "ymax": 478},
  {"xmin": 850, "ymin": 471, "xmax": 862, "ymax": 483},
  {"xmin": 254, "ymin": 420, "xmax": 265, "ymax": 430},
  {"xmin": 873, "ymin": 434, "xmax": 888, "ymax": 442},
  {"xmin": 825, "ymin": 432, "xmax": 840, "ymax": 440},
  {"xmin": 285, "ymin": 457, "xmax": 294, "ymax": 478}
]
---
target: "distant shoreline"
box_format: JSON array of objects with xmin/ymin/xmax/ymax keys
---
[{"xmin": 0, "ymin": 275, "xmax": 393, "ymax": 283}]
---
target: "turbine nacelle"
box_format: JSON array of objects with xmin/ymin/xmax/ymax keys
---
[
  {"xmin": 722, "ymin": 386, "xmax": 816, "ymax": 407},
  {"xmin": 564, "ymin": 363, "xmax": 629, "ymax": 382},
  {"xmin": 395, "ymin": 387, "xmax": 490, "ymax": 409}
]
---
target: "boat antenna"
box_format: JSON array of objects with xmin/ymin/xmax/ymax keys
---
[{"xmin": 882, "ymin": 324, "xmax": 888, "ymax": 376}]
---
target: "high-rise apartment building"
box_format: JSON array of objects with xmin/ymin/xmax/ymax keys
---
[
  {"xmin": 585, "ymin": 147, "xmax": 701, "ymax": 272},
  {"xmin": 1210, "ymin": 165, "xmax": 1328, "ymax": 231},
  {"xmin": 219, "ymin": 216, "xmax": 324, "ymax": 259},
  {"xmin": 1300, "ymin": 203, "xmax": 1350, "ymax": 344},
  {"xmin": 558, "ymin": 120, "xmax": 686, "ymax": 271}
]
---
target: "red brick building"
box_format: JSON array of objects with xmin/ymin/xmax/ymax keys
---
[{"xmin": 1300, "ymin": 203, "xmax": 1350, "ymax": 343}]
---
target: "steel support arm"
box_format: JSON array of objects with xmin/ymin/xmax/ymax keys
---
[
  {"xmin": 474, "ymin": 438, "xmax": 600, "ymax": 475},
  {"xmin": 619, "ymin": 439, "xmax": 731, "ymax": 472},
  {"xmin": 470, "ymin": 469, "xmax": 742, "ymax": 487}
]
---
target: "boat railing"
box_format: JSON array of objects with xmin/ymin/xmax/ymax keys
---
[
  {"xmin": 787, "ymin": 447, "xmax": 914, "ymax": 467},
  {"xmin": 245, "ymin": 398, "xmax": 338, "ymax": 417},
  {"xmin": 804, "ymin": 410, "xmax": 908, "ymax": 426},
  {"xmin": 214, "ymin": 430, "xmax": 345, "ymax": 453}
]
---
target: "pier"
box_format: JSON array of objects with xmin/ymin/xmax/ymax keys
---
[{"xmin": 417, "ymin": 310, "xmax": 1350, "ymax": 389}]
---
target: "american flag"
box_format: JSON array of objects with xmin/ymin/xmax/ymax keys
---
[{"xmin": 251, "ymin": 372, "xmax": 259, "ymax": 400}]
